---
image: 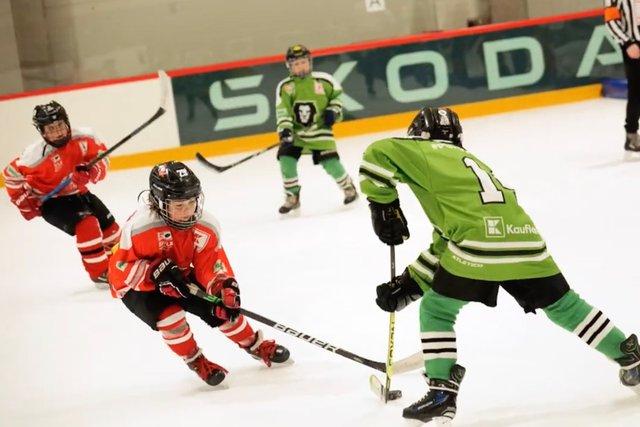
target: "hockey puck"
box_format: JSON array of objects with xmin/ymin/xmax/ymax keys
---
[{"xmin": 388, "ymin": 389, "xmax": 402, "ymax": 400}]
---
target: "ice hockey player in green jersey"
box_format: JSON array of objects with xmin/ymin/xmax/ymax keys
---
[
  {"xmin": 359, "ymin": 106, "xmax": 640, "ymax": 425},
  {"xmin": 275, "ymin": 44, "xmax": 358, "ymax": 214}
]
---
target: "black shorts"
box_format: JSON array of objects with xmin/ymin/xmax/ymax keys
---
[
  {"xmin": 431, "ymin": 266, "xmax": 570, "ymax": 313},
  {"xmin": 41, "ymin": 192, "xmax": 116, "ymax": 236},
  {"xmin": 277, "ymin": 143, "xmax": 339, "ymax": 165},
  {"xmin": 121, "ymin": 288, "xmax": 226, "ymax": 331}
]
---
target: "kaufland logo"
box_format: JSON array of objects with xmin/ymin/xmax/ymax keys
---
[
  {"xmin": 484, "ymin": 217, "xmax": 505, "ymax": 237},
  {"xmin": 484, "ymin": 217, "xmax": 539, "ymax": 238}
]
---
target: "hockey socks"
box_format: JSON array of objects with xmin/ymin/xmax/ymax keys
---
[
  {"xmin": 544, "ymin": 289, "xmax": 626, "ymax": 360},
  {"xmin": 75, "ymin": 215, "xmax": 109, "ymax": 280},
  {"xmin": 219, "ymin": 314, "xmax": 256, "ymax": 347},
  {"xmin": 156, "ymin": 306, "xmax": 198, "ymax": 358},
  {"xmin": 419, "ymin": 290, "xmax": 469, "ymax": 380},
  {"xmin": 279, "ymin": 156, "xmax": 300, "ymax": 195}
]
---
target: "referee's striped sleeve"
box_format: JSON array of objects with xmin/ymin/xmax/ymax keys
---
[{"xmin": 604, "ymin": 0, "xmax": 637, "ymax": 45}]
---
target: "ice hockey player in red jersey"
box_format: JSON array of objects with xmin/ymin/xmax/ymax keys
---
[
  {"xmin": 108, "ymin": 161, "xmax": 290, "ymax": 386},
  {"xmin": 2, "ymin": 100, "xmax": 120, "ymax": 288}
]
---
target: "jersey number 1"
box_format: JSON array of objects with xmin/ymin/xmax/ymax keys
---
[{"xmin": 463, "ymin": 157, "xmax": 505, "ymax": 204}]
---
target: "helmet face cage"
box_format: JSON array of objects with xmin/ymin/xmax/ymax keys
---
[
  {"xmin": 285, "ymin": 44, "xmax": 312, "ymax": 78},
  {"xmin": 32, "ymin": 100, "xmax": 71, "ymax": 147},
  {"xmin": 407, "ymin": 107, "xmax": 463, "ymax": 147},
  {"xmin": 149, "ymin": 162, "xmax": 204, "ymax": 230}
]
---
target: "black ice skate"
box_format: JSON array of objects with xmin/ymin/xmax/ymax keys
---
[
  {"xmin": 616, "ymin": 334, "xmax": 640, "ymax": 395},
  {"xmin": 244, "ymin": 330, "xmax": 290, "ymax": 367},
  {"xmin": 279, "ymin": 192, "xmax": 300, "ymax": 214},
  {"xmin": 186, "ymin": 349, "xmax": 227, "ymax": 386},
  {"xmin": 343, "ymin": 183, "xmax": 359, "ymax": 205},
  {"xmin": 624, "ymin": 133, "xmax": 640, "ymax": 160},
  {"xmin": 403, "ymin": 364, "xmax": 465, "ymax": 425}
]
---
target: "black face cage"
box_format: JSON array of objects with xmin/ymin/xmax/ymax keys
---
[{"xmin": 151, "ymin": 192, "xmax": 205, "ymax": 230}]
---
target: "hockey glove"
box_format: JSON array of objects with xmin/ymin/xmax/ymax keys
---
[
  {"xmin": 211, "ymin": 278, "xmax": 241, "ymax": 321},
  {"xmin": 375, "ymin": 270, "xmax": 424, "ymax": 312},
  {"xmin": 279, "ymin": 129, "xmax": 294, "ymax": 146},
  {"xmin": 369, "ymin": 199, "xmax": 410, "ymax": 245},
  {"xmin": 322, "ymin": 109, "xmax": 337, "ymax": 129},
  {"xmin": 13, "ymin": 187, "xmax": 41, "ymax": 221},
  {"xmin": 151, "ymin": 259, "xmax": 190, "ymax": 298}
]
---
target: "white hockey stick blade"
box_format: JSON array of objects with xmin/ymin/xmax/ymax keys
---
[
  {"xmin": 369, "ymin": 374, "xmax": 402, "ymax": 402},
  {"xmin": 156, "ymin": 69, "xmax": 170, "ymax": 112},
  {"xmin": 392, "ymin": 351, "xmax": 423, "ymax": 375}
]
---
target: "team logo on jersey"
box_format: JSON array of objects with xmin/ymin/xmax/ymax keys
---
[
  {"xmin": 52, "ymin": 154, "xmax": 63, "ymax": 172},
  {"xmin": 314, "ymin": 81, "xmax": 325, "ymax": 95},
  {"xmin": 484, "ymin": 217, "xmax": 505, "ymax": 238},
  {"xmin": 283, "ymin": 82, "xmax": 294, "ymax": 95},
  {"xmin": 214, "ymin": 259, "xmax": 228, "ymax": 274},
  {"xmin": 157, "ymin": 231, "xmax": 173, "ymax": 251},
  {"xmin": 294, "ymin": 102, "xmax": 317, "ymax": 126},
  {"xmin": 194, "ymin": 229, "xmax": 210, "ymax": 253}
]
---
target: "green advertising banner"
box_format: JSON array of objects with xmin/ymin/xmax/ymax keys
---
[{"xmin": 172, "ymin": 15, "xmax": 623, "ymax": 146}]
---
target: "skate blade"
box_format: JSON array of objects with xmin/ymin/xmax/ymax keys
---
[{"xmin": 623, "ymin": 151, "xmax": 640, "ymax": 161}]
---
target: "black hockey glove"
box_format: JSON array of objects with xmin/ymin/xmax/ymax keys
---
[
  {"xmin": 322, "ymin": 109, "xmax": 337, "ymax": 129},
  {"xmin": 151, "ymin": 259, "xmax": 190, "ymax": 298},
  {"xmin": 279, "ymin": 129, "xmax": 294, "ymax": 146},
  {"xmin": 375, "ymin": 269, "xmax": 424, "ymax": 312},
  {"xmin": 368, "ymin": 199, "xmax": 410, "ymax": 245}
]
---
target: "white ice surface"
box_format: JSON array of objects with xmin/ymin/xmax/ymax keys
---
[{"xmin": 1, "ymin": 99, "xmax": 639, "ymax": 426}]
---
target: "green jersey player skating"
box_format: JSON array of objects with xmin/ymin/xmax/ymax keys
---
[
  {"xmin": 359, "ymin": 106, "xmax": 640, "ymax": 425},
  {"xmin": 275, "ymin": 44, "xmax": 358, "ymax": 214}
]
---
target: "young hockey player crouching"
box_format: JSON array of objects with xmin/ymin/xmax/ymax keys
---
[
  {"xmin": 360, "ymin": 106, "xmax": 640, "ymax": 424},
  {"xmin": 108, "ymin": 161, "xmax": 290, "ymax": 385}
]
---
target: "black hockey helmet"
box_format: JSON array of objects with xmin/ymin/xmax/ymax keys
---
[
  {"xmin": 407, "ymin": 106, "xmax": 463, "ymax": 147},
  {"xmin": 149, "ymin": 161, "xmax": 203, "ymax": 230},
  {"xmin": 285, "ymin": 44, "xmax": 312, "ymax": 78},
  {"xmin": 32, "ymin": 100, "xmax": 71, "ymax": 147}
]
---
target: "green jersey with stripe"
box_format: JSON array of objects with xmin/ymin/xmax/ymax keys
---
[
  {"xmin": 359, "ymin": 137, "xmax": 560, "ymax": 283},
  {"xmin": 275, "ymin": 71, "xmax": 343, "ymax": 151}
]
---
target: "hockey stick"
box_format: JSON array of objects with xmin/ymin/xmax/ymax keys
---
[
  {"xmin": 41, "ymin": 70, "xmax": 171, "ymax": 202},
  {"xmin": 186, "ymin": 283, "xmax": 422, "ymax": 374},
  {"xmin": 369, "ymin": 245, "xmax": 403, "ymax": 402},
  {"xmin": 195, "ymin": 142, "xmax": 279, "ymax": 173}
]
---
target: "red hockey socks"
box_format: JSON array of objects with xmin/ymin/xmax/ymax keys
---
[
  {"xmin": 156, "ymin": 305, "xmax": 198, "ymax": 359},
  {"xmin": 75, "ymin": 216, "xmax": 109, "ymax": 280},
  {"xmin": 101, "ymin": 221, "xmax": 121, "ymax": 251},
  {"xmin": 219, "ymin": 314, "xmax": 256, "ymax": 347}
]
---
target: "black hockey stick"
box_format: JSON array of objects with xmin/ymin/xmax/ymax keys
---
[
  {"xmin": 196, "ymin": 142, "xmax": 279, "ymax": 173},
  {"xmin": 186, "ymin": 283, "xmax": 422, "ymax": 374},
  {"xmin": 41, "ymin": 70, "xmax": 171, "ymax": 202}
]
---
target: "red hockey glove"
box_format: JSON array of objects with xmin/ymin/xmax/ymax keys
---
[
  {"xmin": 13, "ymin": 189, "xmax": 41, "ymax": 221},
  {"xmin": 211, "ymin": 278, "xmax": 241, "ymax": 321},
  {"xmin": 151, "ymin": 259, "xmax": 190, "ymax": 298},
  {"xmin": 72, "ymin": 163, "xmax": 105, "ymax": 187}
]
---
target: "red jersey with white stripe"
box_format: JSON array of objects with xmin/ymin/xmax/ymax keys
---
[
  {"xmin": 108, "ymin": 203, "xmax": 234, "ymax": 299},
  {"xmin": 2, "ymin": 128, "xmax": 109, "ymax": 201}
]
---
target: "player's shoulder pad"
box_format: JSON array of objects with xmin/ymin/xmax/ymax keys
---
[
  {"xmin": 17, "ymin": 140, "xmax": 50, "ymax": 167},
  {"xmin": 276, "ymin": 76, "xmax": 295, "ymax": 95},
  {"xmin": 197, "ymin": 211, "xmax": 222, "ymax": 246},
  {"xmin": 128, "ymin": 204, "xmax": 166, "ymax": 236},
  {"xmin": 71, "ymin": 127, "xmax": 98, "ymax": 141},
  {"xmin": 312, "ymin": 71, "xmax": 342, "ymax": 90}
]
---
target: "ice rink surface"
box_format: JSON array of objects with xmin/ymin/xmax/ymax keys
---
[{"xmin": 1, "ymin": 99, "xmax": 639, "ymax": 426}]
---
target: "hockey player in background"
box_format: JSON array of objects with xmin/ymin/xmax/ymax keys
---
[
  {"xmin": 359, "ymin": 106, "xmax": 640, "ymax": 424},
  {"xmin": 275, "ymin": 44, "xmax": 358, "ymax": 214},
  {"xmin": 2, "ymin": 100, "xmax": 119, "ymax": 288},
  {"xmin": 108, "ymin": 161, "xmax": 290, "ymax": 386}
]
